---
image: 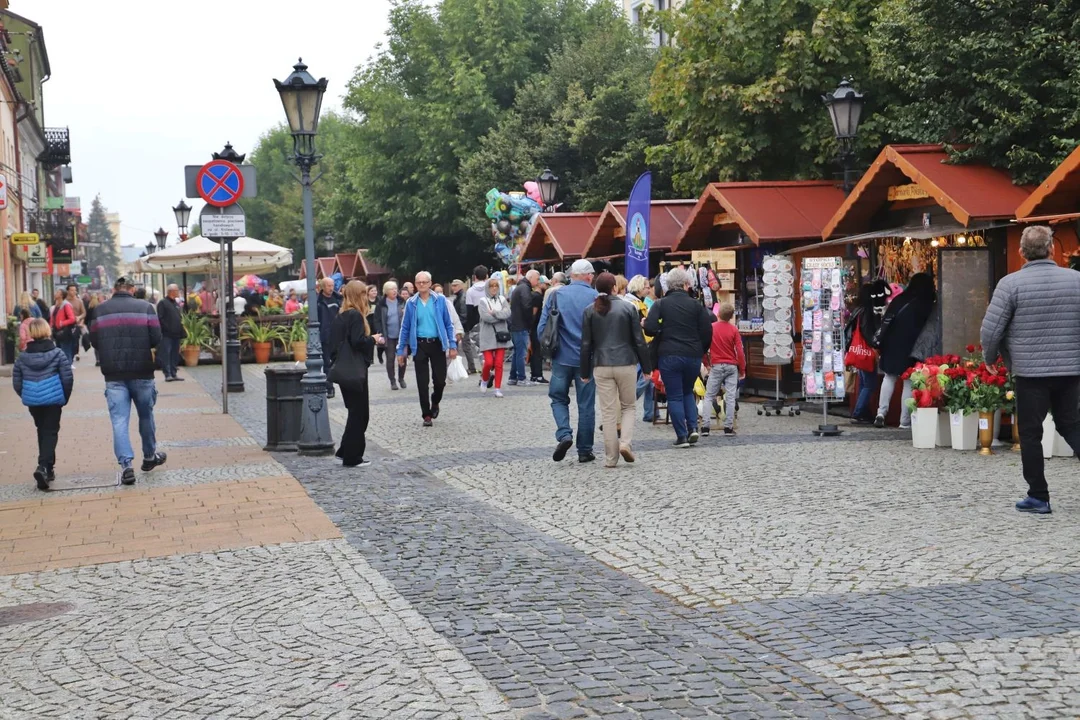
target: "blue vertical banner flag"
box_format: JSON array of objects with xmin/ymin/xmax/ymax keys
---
[{"xmin": 625, "ymin": 171, "xmax": 652, "ymax": 279}]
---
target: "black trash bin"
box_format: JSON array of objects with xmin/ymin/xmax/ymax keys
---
[{"xmin": 264, "ymin": 366, "xmax": 306, "ymax": 452}]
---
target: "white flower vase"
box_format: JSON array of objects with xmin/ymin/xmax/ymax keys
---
[
  {"xmin": 1042, "ymin": 415, "xmax": 1074, "ymax": 457},
  {"xmin": 949, "ymin": 411, "xmax": 979, "ymax": 451},
  {"xmin": 911, "ymin": 407, "xmax": 938, "ymax": 449},
  {"xmin": 936, "ymin": 410, "xmax": 951, "ymax": 447}
]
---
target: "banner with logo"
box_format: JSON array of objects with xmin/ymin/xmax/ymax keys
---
[{"xmin": 625, "ymin": 171, "xmax": 651, "ymax": 280}]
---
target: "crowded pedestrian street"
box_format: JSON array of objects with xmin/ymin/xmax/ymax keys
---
[{"xmin": 3, "ymin": 352, "xmax": 1079, "ymax": 719}]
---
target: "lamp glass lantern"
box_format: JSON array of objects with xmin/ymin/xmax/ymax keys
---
[
  {"xmin": 145, "ymin": 241, "xmax": 156, "ymax": 256},
  {"xmin": 172, "ymin": 200, "xmax": 192, "ymax": 238},
  {"xmin": 154, "ymin": 227, "xmax": 168, "ymax": 251},
  {"xmin": 822, "ymin": 79, "xmax": 866, "ymax": 142},
  {"xmin": 537, "ymin": 168, "xmax": 560, "ymax": 210},
  {"xmin": 324, "ymin": 233, "xmax": 335, "ymax": 254},
  {"xmin": 274, "ymin": 59, "xmax": 329, "ymax": 157}
]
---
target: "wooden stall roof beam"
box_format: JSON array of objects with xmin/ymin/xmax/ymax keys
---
[
  {"xmin": 1016, "ymin": 144, "xmax": 1080, "ymax": 219},
  {"xmin": 581, "ymin": 199, "xmax": 696, "ymax": 259},
  {"xmin": 519, "ymin": 212, "xmax": 602, "ymax": 263},
  {"xmin": 822, "ymin": 144, "xmax": 1031, "ymax": 239},
  {"xmin": 335, "ymin": 252, "xmax": 358, "ymax": 279},
  {"xmin": 672, "ymin": 181, "xmax": 847, "ymax": 252}
]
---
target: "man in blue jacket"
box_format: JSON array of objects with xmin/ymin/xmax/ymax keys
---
[
  {"xmin": 537, "ymin": 259, "xmax": 598, "ymax": 463},
  {"xmin": 396, "ymin": 271, "xmax": 458, "ymax": 426}
]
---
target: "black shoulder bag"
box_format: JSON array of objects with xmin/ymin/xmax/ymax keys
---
[{"xmin": 540, "ymin": 291, "xmax": 561, "ymax": 359}]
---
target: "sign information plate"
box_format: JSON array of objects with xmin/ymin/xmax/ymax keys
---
[
  {"xmin": 201, "ymin": 213, "xmax": 246, "ymax": 238},
  {"xmin": 11, "ymin": 232, "xmax": 40, "ymax": 245},
  {"xmin": 196, "ymin": 160, "xmax": 245, "ymax": 207}
]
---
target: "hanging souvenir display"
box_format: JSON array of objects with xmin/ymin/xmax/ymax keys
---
[
  {"xmin": 761, "ymin": 255, "xmax": 794, "ymax": 365},
  {"xmin": 801, "ymin": 256, "xmax": 846, "ymax": 400}
]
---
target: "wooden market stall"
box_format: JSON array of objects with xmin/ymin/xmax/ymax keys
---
[
  {"xmin": 580, "ymin": 199, "xmax": 696, "ymax": 271},
  {"xmin": 671, "ymin": 181, "xmax": 848, "ymax": 397},
  {"xmin": 335, "ymin": 252, "xmax": 359, "ymax": 280},
  {"xmin": 1014, "ymin": 143, "xmax": 1080, "ymax": 267},
  {"xmin": 519, "ymin": 212, "xmax": 602, "ymax": 267},
  {"xmin": 356, "ymin": 249, "xmax": 393, "ymax": 286}
]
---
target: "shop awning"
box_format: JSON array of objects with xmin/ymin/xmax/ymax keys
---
[
  {"xmin": 582, "ymin": 200, "xmax": 695, "ymax": 259},
  {"xmin": 137, "ymin": 236, "xmax": 293, "ymax": 274},
  {"xmin": 520, "ymin": 212, "xmax": 602, "ymax": 263},
  {"xmin": 1016, "ymin": 144, "xmax": 1080, "ymax": 219},
  {"xmin": 778, "ymin": 220, "xmax": 1011, "ymax": 255},
  {"xmin": 822, "ymin": 144, "xmax": 1031, "ymax": 238},
  {"xmin": 673, "ymin": 181, "xmax": 847, "ymax": 252}
]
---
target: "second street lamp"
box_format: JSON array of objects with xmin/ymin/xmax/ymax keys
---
[
  {"xmin": 537, "ymin": 168, "xmax": 560, "ymax": 213},
  {"xmin": 154, "ymin": 228, "xmax": 168, "ymax": 303},
  {"xmin": 275, "ymin": 58, "xmax": 334, "ymax": 456},
  {"xmin": 173, "ymin": 199, "xmax": 192, "ymax": 304},
  {"xmin": 822, "ymin": 78, "xmax": 866, "ymax": 193}
]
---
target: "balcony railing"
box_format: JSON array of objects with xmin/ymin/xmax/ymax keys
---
[{"xmin": 40, "ymin": 127, "xmax": 70, "ymax": 167}]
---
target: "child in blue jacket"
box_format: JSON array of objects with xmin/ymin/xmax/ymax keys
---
[{"xmin": 12, "ymin": 318, "xmax": 73, "ymax": 491}]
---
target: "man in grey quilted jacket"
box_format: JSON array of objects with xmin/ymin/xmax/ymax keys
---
[{"xmin": 981, "ymin": 225, "xmax": 1080, "ymax": 514}]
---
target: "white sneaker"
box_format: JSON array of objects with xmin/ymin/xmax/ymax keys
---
[
  {"xmin": 494, "ymin": 389, "xmax": 504, "ymax": 398},
  {"xmin": 480, "ymin": 380, "xmax": 488, "ymax": 394}
]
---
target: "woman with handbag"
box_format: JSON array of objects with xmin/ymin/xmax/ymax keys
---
[
  {"xmin": 871, "ymin": 273, "xmax": 936, "ymax": 429},
  {"xmin": 844, "ymin": 284, "xmax": 881, "ymax": 424},
  {"xmin": 477, "ymin": 277, "xmax": 512, "ymax": 398},
  {"xmin": 50, "ymin": 289, "xmax": 78, "ymax": 364},
  {"xmin": 329, "ymin": 281, "xmax": 381, "ymax": 468}
]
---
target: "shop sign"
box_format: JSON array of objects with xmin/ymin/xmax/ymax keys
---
[
  {"xmin": 11, "ymin": 232, "xmax": 40, "ymax": 245},
  {"xmin": 887, "ymin": 183, "xmax": 930, "ymax": 202},
  {"xmin": 691, "ymin": 249, "xmax": 737, "ymax": 269},
  {"xmin": 25, "ymin": 242, "xmax": 48, "ymax": 269}
]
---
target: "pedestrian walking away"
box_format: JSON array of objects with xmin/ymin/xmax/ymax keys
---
[
  {"xmin": 871, "ymin": 273, "xmax": 936, "ymax": 429},
  {"xmin": 463, "ymin": 265, "xmax": 489, "ymax": 375},
  {"xmin": 50, "ymin": 289, "xmax": 78, "ymax": 364},
  {"xmin": 702, "ymin": 302, "xmax": 745, "ymax": 436},
  {"xmin": 509, "ymin": 270, "xmax": 540, "ymax": 386},
  {"xmin": 981, "ymin": 225, "xmax": 1080, "ymax": 515},
  {"xmin": 529, "ymin": 279, "xmax": 548, "ymax": 383},
  {"xmin": 644, "ymin": 267, "xmax": 714, "ymax": 448},
  {"xmin": 157, "ymin": 284, "xmax": 185, "ymax": 382},
  {"xmin": 537, "ymin": 259, "xmax": 599, "ymax": 463},
  {"xmin": 67, "ymin": 284, "xmax": 87, "ymax": 364},
  {"xmin": 374, "ymin": 280, "xmax": 408, "ymax": 390},
  {"xmin": 580, "ymin": 272, "xmax": 651, "ymax": 468},
  {"xmin": 330, "ymin": 281, "xmax": 379, "ymax": 467},
  {"xmin": 396, "ymin": 271, "xmax": 459, "ymax": 426},
  {"xmin": 12, "ymin": 318, "xmax": 74, "ymax": 491},
  {"xmin": 89, "ymin": 276, "xmax": 167, "ymax": 486},
  {"xmin": 477, "ymin": 276, "xmax": 512, "ymax": 397},
  {"xmin": 317, "ymin": 278, "xmax": 343, "ymax": 399}
]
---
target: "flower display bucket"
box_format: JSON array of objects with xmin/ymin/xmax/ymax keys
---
[
  {"xmin": 949, "ymin": 412, "xmax": 978, "ymax": 451},
  {"xmin": 978, "ymin": 412, "xmax": 994, "ymax": 455},
  {"xmin": 1043, "ymin": 415, "xmax": 1074, "ymax": 458},
  {"xmin": 911, "ymin": 408, "xmax": 938, "ymax": 449},
  {"xmin": 936, "ymin": 410, "xmax": 951, "ymax": 447}
]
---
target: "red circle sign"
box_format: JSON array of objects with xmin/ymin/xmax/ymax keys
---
[{"xmin": 196, "ymin": 160, "xmax": 245, "ymax": 207}]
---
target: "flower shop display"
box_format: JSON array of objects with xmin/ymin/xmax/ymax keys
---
[{"xmin": 902, "ymin": 360, "xmax": 947, "ymax": 448}]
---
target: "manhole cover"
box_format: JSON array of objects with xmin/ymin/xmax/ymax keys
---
[{"xmin": 0, "ymin": 602, "xmax": 75, "ymax": 627}]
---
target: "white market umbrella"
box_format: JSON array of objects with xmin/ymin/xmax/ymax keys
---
[{"xmin": 136, "ymin": 236, "xmax": 293, "ymax": 275}]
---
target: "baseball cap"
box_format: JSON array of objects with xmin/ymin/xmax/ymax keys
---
[
  {"xmin": 570, "ymin": 260, "xmax": 595, "ymax": 275},
  {"xmin": 539, "ymin": 275, "xmax": 549, "ymax": 284},
  {"xmin": 114, "ymin": 276, "xmax": 134, "ymax": 289}
]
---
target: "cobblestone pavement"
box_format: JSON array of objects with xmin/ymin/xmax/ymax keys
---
[{"xmin": 182, "ymin": 362, "xmax": 1080, "ymax": 718}]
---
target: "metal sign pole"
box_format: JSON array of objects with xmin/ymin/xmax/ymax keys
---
[{"xmin": 219, "ymin": 235, "xmax": 228, "ymax": 414}]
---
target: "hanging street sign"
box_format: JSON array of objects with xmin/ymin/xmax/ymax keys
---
[
  {"xmin": 196, "ymin": 160, "xmax": 245, "ymax": 207},
  {"xmin": 11, "ymin": 232, "xmax": 40, "ymax": 245},
  {"xmin": 185, "ymin": 164, "xmax": 257, "ymax": 200},
  {"xmin": 200, "ymin": 202, "xmax": 246, "ymax": 239},
  {"xmin": 25, "ymin": 242, "xmax": 48, "ymax": 269}
]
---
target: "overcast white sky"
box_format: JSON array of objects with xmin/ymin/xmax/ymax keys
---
[{"xmin": 25, "ymin": 0, "xmax": 392, "ymax": 248}]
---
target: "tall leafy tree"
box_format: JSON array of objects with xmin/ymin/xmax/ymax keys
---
[
  {"xmin": 85, "ymin": 195, "xmax": 121, "ymax": 282},
  {"xmin": 869, "ymin": 0, "xmax": 1080, "ymax": 183},
  {"xmin": 648, "ymin": 0, "xmax": 881, "ymax": 195}
]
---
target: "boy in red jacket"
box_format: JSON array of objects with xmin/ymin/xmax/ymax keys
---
[{"xmin": 702, "ymin": 302, "xmax": 745, "ymax": 435}]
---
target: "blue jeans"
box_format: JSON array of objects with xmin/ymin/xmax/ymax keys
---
[
  {"xmin": 853, "ymin": 369, "xmax": 877, "ymax": 420},
  {"xmin": 636, "ymin": 367, "xmax": 655, "ymax": 421},
  {"xmin": 548, "ymin": 362, "xmax": 595, "ymax": 455},
  {"xmin": 659, "ymin": 355, "xmax": 700, "ymax": 440},
  {"xmin": 510, "ymin": 330, "xmax": 529, "ymax": 382},
  {"xmin": 105, "ymin": 379, "xmax": 158, "ymax": 468}
]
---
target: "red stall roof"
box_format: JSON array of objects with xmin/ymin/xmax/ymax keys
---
[
  {"xmin": 823, "ymin": 144, "xmax": 1030, "ymax": 238},
  {"xmin": 520, "ymin": 213, "xmax": 602, "ymax": 262},
  {"xmin": 298, "ymin": 259, "xmax": 308, "ymax": 280},
  {"xmin": 673, "ymin": 181, "xmax": 846, "ymax": 252},
  {"xmin": 357, "ymin": 249, "xmax": 391, "ymax": 277},
  {"xmin": 335, "ymin": 252, "xmax": 358, "ymax": 279},
  {"xmin": 582, "ymin": 200, "xmax": 695, "ymax": 259},
  {"xmin": 314, "ymin": 257, "xmax": 337, "ymax": 279},
  {"xmin": 1016, "ymin": 144, "xmax": 1080, "ymax": 220}
]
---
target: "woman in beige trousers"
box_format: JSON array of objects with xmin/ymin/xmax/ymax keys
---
[{"xmin": 579, "ymin": 272, "xmax": 652, "ymax": 467}]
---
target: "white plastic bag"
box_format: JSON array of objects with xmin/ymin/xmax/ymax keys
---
[{"xmin": 447, "ymin": 355, "xmax": 468, "ymax": 383}]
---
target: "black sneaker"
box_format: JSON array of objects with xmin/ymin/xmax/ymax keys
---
[
  {"xmin": 487, "ymin": 377, "xmax": 495, "ymax": 389},
  {"xmin": 578, "ymin": 452, "xmax": 596, "ymax": 463},
  {"xmin": 723, "ymin": 427, "xmax": 736, "ymax": 435},
  {"xmin": 172, "ymin": 376, "xmax": 185, "ymax": 382},
  {"xmin": 164, "ymin": 377, "xmax": 175, "ymax": 383},
  {"xmin": 45, "ymin": 467, "xmax": 55, "ymax": 483},
  {"xmin": 701, "ymin": 426, "xmax": 711, "ymax": 436},
  {"xmin": 553, "ymin": 439, "xmax": 573, "ymax": 462},
  {"xmin": 120, "ymin": 467, "xmax": 137, "ymax": 485},
  {"xmin": 688, "ymin": 431, "xmax": 700, "ymax": 445},
  {"xmin": 531, "ymin": 377, "xmax": 549, "ymax": 384},
  {"xmin": 400, "ymin": 379, "xmax": 407, "ymax": 389},
  {"xmin": 34, "ymin": 466, "xmax": 49, "ymax": 491},
  {"xmin": 673, "ymin": 437, "xmax": 691, "ymax": 449},
  {"xmin": 873, "ymin": 415, "xmax": 885, "ymax": 428},
  {"xmin": 141, "ymin": 452, "xmax": 167, "ymax": 472},
  {"xmin": 431, "ymin": 405, "xmax": 440, "ymax": 420},
  {"xmin": 423, "ymin": 416, "xmax": 433, "ymax": 427}
]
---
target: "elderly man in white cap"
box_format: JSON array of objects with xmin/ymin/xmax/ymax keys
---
[{"xmin": 537, "ymin": 260, "xmax": 599, "ymax": 463}]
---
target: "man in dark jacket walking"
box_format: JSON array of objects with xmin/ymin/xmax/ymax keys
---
[
  {"xmin": 981, "ymin": 225, "xmax": 1080, "ymax": 514},
  {"xmin": 157, "ymin": 284, "xmax": 185, "ymax": 382},
  {"xmin": 509, "ymin": 270, "xmax": 539, "ymax": 386},
  {"xmin": 317, "ymin": 278, "xmax": 342, "ymax": 398},
  {"xmin": 89, "ymin": 277, "xmax": 166, "ymax": 485}
]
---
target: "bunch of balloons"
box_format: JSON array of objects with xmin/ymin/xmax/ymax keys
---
[{"xmin": 485, "ymin": 181, "xmax": 543, "ymax": 268}]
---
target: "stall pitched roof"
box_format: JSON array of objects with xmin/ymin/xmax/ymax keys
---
[
  {"xmin": 298, "ymin": 259, "xmax": 308, "ymax": 280},
  {"xmin": 520, "ymin": 213, "xmax": 602, "ymax": 262},
  {"xmin": 316, "ymin": 257, "xmax": 337, "ymax": 279},
  {"xmin": 673, "ymin": 181, "xmax": 846, "ymax": 252},
  {"xmin": 1016, "ymin": 144, "xmax": 1080, "ymax": 219},
  {"xmin": 335, "ymin": 252, "xmax": 358, "ymax": 278},
  {"xmin": 582, "ymin": 200, "xmax": 696, "ymax": 259},
  {"xmin": 823, "ymin": 144, "xmax": 1029, "ymax": 238},
  {"xmin": 357, "ymin": 249, "xmax": 391, "ymax": 277}
]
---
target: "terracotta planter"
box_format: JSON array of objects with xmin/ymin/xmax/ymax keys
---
[
  {"xmin": 978, "ymin": 411, "xmax": 994, "ymax": 455},
  {"xmin": 910, "ymin": 408, "xmax": 938, "ymax": 449},
  {"xmin": 182, "ymin": 345, "xmax": 201, "ymax": 367},
  {"xmin": 252, "ymin": 341, "xmax": 272, "ymax": 364},
  {"xmin": 292, "ymin": 341, "xmax": 307, "ymax": 363}
]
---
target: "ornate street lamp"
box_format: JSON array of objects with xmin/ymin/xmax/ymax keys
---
[
  {"xmin": 145, "ymin": 241, "xmax": 156, "ymax": 256},
  {"xmin": 172, "ymin": 200, "xmax": 191, "ymax": 241},
  {"xmin": 154, "ymin": 227, "xmax": 168, "ymax": 250},
  {"xmin": 275, "ymin": 58, "xmax": 333, "ymax": 455},
  {"xmin": 324, "ymin": 233, "xmax": 335, "ymax": 255},
  {"xmin": 537, "ymin": 168, "xmax": 560, "ymax": 213},
  {"xmin": 822, "ymin": 79, "xmax": 866, "ymax": 193}
]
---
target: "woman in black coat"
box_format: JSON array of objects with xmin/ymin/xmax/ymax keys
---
[
  {"xmin": 329, "ymin": 281, "xmax": 380, "ymax": 467},
  {"xmin": 872, "ymin": 273, "xmax": 936, "ymax": 428}
]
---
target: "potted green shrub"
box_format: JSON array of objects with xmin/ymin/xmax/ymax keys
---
[
  {"xmin": 289, "ymin": 320, "xmax": 308, "ymax": 362},
  {"xmin": 240, "ymin": 317, "xmax": 285, "ymax": 364},
  {"xmin": 180, "ymin": 313, "xmax": 213, "ymax": 367}
]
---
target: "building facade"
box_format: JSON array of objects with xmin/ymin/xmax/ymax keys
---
[{"xmin": 623, "ymin": 0, "xmax": 683, "ymax": 46}]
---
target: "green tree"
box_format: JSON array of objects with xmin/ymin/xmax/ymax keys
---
[
  {"xmin": 458, "ymin": 4, "xmax": 674, "ymax": 241},
  {"xmin": 85, "ymin": 195, "xmax": 121, "ymax": 282},
  {"xmin": 648, "ymin": 0, "xmax": 881, "ymax": 195},
  {"xmin": 869, "ymin": 0, "xmax": 1080, "ymax": 183}
]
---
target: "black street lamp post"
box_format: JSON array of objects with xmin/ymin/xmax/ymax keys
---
[
  {"xmin": 324, "ymin": 233, "xmax": 335, "ymax": 255},
  {"xmin": 822, "ymin": 79, "xmax": 866, "ymax": 194},
  {"xmin": 153, "ymin": 227, "xmax": 168, "ymax": 301},
  {"xmin": 537, "ymin": 168, "xmax": 560, "ymax": 213},
  {"xmin": 275, "ymin": 58, "xmax": 333, "ymax": 456},
  {"xmin": 172, "ymin": 199, "xmax": 192, "ymax": 303}
]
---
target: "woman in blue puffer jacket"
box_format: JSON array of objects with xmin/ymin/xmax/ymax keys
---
[{"xmin": 12, "ymin": 318, "xmax": 73, "ymax": 491}]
